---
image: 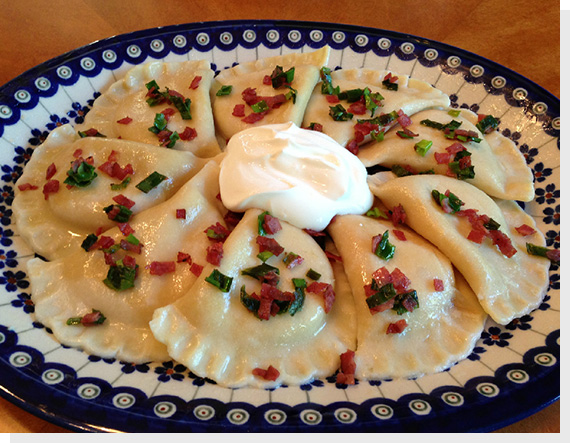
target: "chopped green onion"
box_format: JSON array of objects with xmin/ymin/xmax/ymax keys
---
[
  {"xmin": 110, "ymin": 177, "xmax": 131, "ymax": 191},
  {"xmin": 257, "ymin": 211, "xmax": 270, "ymax": 236},
  {"xmin": 420, "ymin": 119, "xmax": 444, "ymax": 130},
  {"xmin": 289, "ymin": 278, "xmax": 306, "ymax": 315},
  {"xmin": 167, "ymin": 89, "xmax": 192, "ymax": 119},
  {"xmin": 382, "ymin": 79, "xmax": 398, "ymax": 91},
  {"xmin": 396, "ymin": 130, "xmax": 414, "ymax": 139},
  {"xmin": 526, "ymin": 243, "xmax": 560, "ymax": 265},
  {"xmin": 251, "ymin": 100, "xmax": 269, "ymax": 113},
  {"xmin": 66, "ymin": 309, "xmax": 106, "ymax": 326},
  {"xmin": 292, "ymin": 278, "xmax": 307, "ymax": 289},
  {"xmin": 257, "ymin": 251, "xmax": 274, "ymax": 262},
  {"xmin": 145, "ymin": 80, "xmax": 165, "ymax": 106},
  {"xmin": 319, "ymin": 67, "xmax": 340, "ymax": 95},
  {"xmin": 392, "ymin": 290, "xmax": 419, "ymax": 315},
  {"xmin": 358, "ymin": 110, "xmax": 398, "ymax": 127},
  {"xmin": 241, "ymin": 263, "xmax": 280, "ymax": 281},
  {"xmin": 306, "ymin": 269, "xmax": 321, "ymax": 281},
  {"xmin": 240, "ymin": 285, "xmax": 260, "ymax": 316},
  {"xmin": 370, "ymin": 129, "xmax": 385, "ymax": 142},
  {"xmin": 283, "ymin": 252, "xmax": 301, "ymax": 267},
  {"xmin": 135, "ymin": 171, "xmax": 167, "ymax": 193},
  {"xmin": 366, "ymin": 282, "xmax": 397, "ymax": 309},
  {"xmin": 337, "ymin": 88, "xmax": 365, "ymax": 102},
  {"xmin": 329, "ymin": 104, "xmax": 353, "ymax": 121},
  {"xmin": 414, "ymin": 139, "xmax": 433, "ymax": 156},
  {"xmin": 148, "ymin": 113, "xmax": 168, "ymax": 135},
  {"xmin": 270, "ymin": 65, "xmax": 295, "ymax": 88},
  {"xmin": 448, "ymin": 150, "xmax": 475, "ymax": 180},
  {"xmin": 125, "ymin": 234, "xmax": 140, "ymax": 245},
  {"xmin": 164, "ymin": 131, "xmax": 180, "ymax": 149},
  {"xmin": 64, "ymin": 161, "xmax": 98, "ymax": 188},
  {"xmin": 103, "ymin": 260, "xmax": 137, "ymax": 291},
  {"xmin": 448, "ymin": 109, "xmax": 461, "ymax": 117},
  {"xmin": 216, "ymin": 85, "xmax": 233, "ymax": 96},
  {"xmin": 285, "ymin": 86, "xmax": 297, "ymax": 104},
  {"xmin": 366, "ymin": 207, "xmax": 389, "ymax": 219},
  {"xmin": 103, "ymin": 204, "xmax": 133, "ymax": 223},
  {"xmin": 81, "ymin": 233, "xmax": 98, "ymax": 252},
  {"xmin": 431, "ymin": 190, "xmax": 464, "ymax": 213},
  {"xmin": 78, "ymin": 129, "xmax": 106, "ymax": 138},
  {"xmin": 374, "ymin": 231, "xmax": 395, "ymax": 260},
  {"xmin": 476, "ymin": 115, "xmax": 499, "ymax": 134},
  {"xmin": 483, "ymin": 218, "xmax": 501, "ymax": 231},
  {"xmin": 205, "ymin": 269, "xmax": 233, "ymax": 292}
]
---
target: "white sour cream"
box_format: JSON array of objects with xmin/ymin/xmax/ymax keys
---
[{"xmin": 219, "ymin": 122, "xmax": 373, "ymax": 231}]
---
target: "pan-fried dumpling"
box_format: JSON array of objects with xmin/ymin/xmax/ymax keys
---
[
  {"xmin": 12, "ymin": 124, "xmax": 209, "ymax": 260},
  {"xmin": 368, "ymin": 174, "xmax": 550, "ymax": 325},
  {"xmin": 150, "ymin": 208, "xmax": 356, "ymax": 388},
  {"xmin": 27, "ymin": 161, "xmax": 225, "ymax": 363},
  {"xmin": 328, "ymin": 214, "xmax": 486, "ymax": 379},
  {"xmin": 358, "ymin": 108, "xmax": 534, "ymax": 201},
  {"xmin": 302, "ymin": 69, "xmax": 450, "ymax": 148},
  {"xmin": 210, "ymin": 46, "xmax": 330, "ymax": 142},
  {"xmin": 78, "ymin": 60, "xmax": 220, "ymax": 157}
]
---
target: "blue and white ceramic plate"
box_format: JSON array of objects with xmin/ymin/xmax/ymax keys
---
[{"xmin": 0, "ymin": 21, "xmax": 559, "ymax": 432}]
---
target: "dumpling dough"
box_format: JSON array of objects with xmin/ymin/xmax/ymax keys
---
[
  {"xmin": 302, "ymin": 69, "xmax": 450, "ymax": 147},
  {"xmin": 78, "ymin": 60, "xmax": 220, "ymax": 157},
  {"xmin": 328, "ymin": 214, "xmax": 486, "ymax": 379},
  {"xmin": 368, "ymin": 174, "xmax": 550, "ymax": 325},
  {"xmin": 150, "ymin": 208, "xmax": 356, "ymax": 388},
  {"xmin": 27, "ymin": 161, "xmax": 226, "ymax": 363},
  {"xmin": 12, "ymin": 124, "xmax": 209, "ymax": 260},
  {"xmin": 210, "ymin": 46, "xmax": 330, "ymax": 142},
  {"xmin": 358, "ymin": 108, "xmax": 534, "ymax": 201}
]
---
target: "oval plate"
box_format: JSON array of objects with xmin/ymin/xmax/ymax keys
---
[{"xmin": 0, "ymin": 20, "xmax": 560, "ymax": 432}]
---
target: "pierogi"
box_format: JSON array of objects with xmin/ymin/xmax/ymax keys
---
[
  {"xmin": 150, "ymin": 209, "xmax": 356, "ymax": 388},
  {"xmin": 78, "ymin": 59, "xmax": 220, "ymax": 158},
  {"xmin": 368, "ymin": 174, "xmax": 550, "ymax": 325},
  {"xmin": 27, "ymin": 161, "xmax": 225, "ymax": 363},
  {"xmin": 357, "ymin": 108, "xmax": 534, "ymax": 201},
  {"xmin": 210, "ymin": 46, "xmax": 330, "ymax": 143},
  {"xmin": 302, "ymin": 68, "xmax": 450, "ymax": 147},
  {"xmin": 13, "ymin": 124, "xmax": 210, "ymax": 260},
  {"xmin": 328, "ymin": 214, "xmax": 487, "ymax": 379}
]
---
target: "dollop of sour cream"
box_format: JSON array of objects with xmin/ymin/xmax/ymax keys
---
[{"xmin": 219, "ymin": 122, "xmax": 373, "ymax": 231}]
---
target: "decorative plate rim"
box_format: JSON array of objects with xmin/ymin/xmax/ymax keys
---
[{"xmin": 0, "ymin": 20, "xmax": 560, "ymax": 433}]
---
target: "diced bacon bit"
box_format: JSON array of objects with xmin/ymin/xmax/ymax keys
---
[
  {"xmin": 206, "ymin": 242, "xmax": 224, "ymax": 266},
  {"xmin": 42, "ymin": 179, "xmax": 60, "ymax": 200},
  {"xmin": 224, "ymin": 210, "xmax": 244, "ymax": 229},
  {"xmin": 546, "ymin": 249, "xmax": 560, "ymax": 263},
  {"xmin": 73, "ymin": 149, "xmax": 83, "ymax": 158},
  {"xmin": 326, "ymin": 94, "xmax": 340, "ymax": 104},
  {"xmin": 306, "ymin": 122, "xmax": 323, "ymax": 132},
  {"xmin": 148, "ymin": 261, "xmax": 176, "ymax": 276},
  {"xmin": 160, "ymin": 107, "xmax": 177, "ymax": 121},
  {"xmin": 393, "ymin": 229, "xmax": 407, "ymax": 241},
  {"xmin": 396, "ymin": 109, "xmax": 412, "ymax": 127},
  {"xmin": 112, "ymin": 194, "xmax": 135, "ymax": 209},
  {"xmin": 104, "ymin": 252, "xmax": 118, "ymax": 266},
  {"xmin": 372, "ymin": 266, "xmax": 393, "ymax": 286},
  {"xmin": 176, "ymin": 209, "xmax": 186, "ymax": 219},
  {"xmin": 396, "ymin": 127, "xmax": 418, "ymax": 138},
  {"xmin": 262, "ymin": 75, "xmax": 272, "ymax": 85},
  {"xmin": 179, "ymin": 126, "xmax": 198, "ymax": 141},
  {"xmin": 232, "ymin": 104, "xmax": 246, "ymax": 117},
  {"xmin": 336, "ymin": 349, "xmax": 356, "ymax": 385},
  {"xmin": 347, "ymin": 100, "xmax": 367, "ymax": 115},
  {"xmin": 304, "ymin": 228, "xmax": 327, "ymax": 237},
  {"xmin": 262, "ymin": 213, "xmax": 282, "ymax": 235},
  {"xmin": 118, "ymin": 222, "xmax": 135, "ymax": 236},
  {"xmin": 242, "ymin": 87, "xmax": 260, "ymax": 106},
  {"xmin": 157, "ymin": 129, "xmax": 175, "ymax": 147},
  {"xmin": 256, "ymin": 236, "xmax": 284, "ymax": 256},
  {"xmin": 446, "ymin": 142, "xmax": 465, "ymax": 155},
  {"xmin": 90, "ymin": 235, "xmax": 115, "ymax": 251},
  {"xmin": 390, "ymin": 267, "xmax": 411, "ymax": 293},
  {"xmin": 190, "ymin": 262, "xmax": 203, "ymax": 277},
  {"xmin": 107, "ymin": 150, "xmax": 119, "ymax": 162},
  {"xmin": 46, "ymin": 163, "xmax": 57, "ymax": 180},
  {"xmin": 467, "ymin": 229, "xmax": 486, "ymax": 244},
  {"xmin": 189, "ymin": 75, "xmax": 202, "ymax": 90},
  {"xmin": 478, "ymin": 113, "xmax": 487, "ymax": 122},
  {"xmin": 365, "ymin": 267, "xmax": 412, "ymax": 314},
  {"xmin": 325, "ymin": 251, "xmax": 342, "ymax": 262},
  {"xmin": 434, "ymin": 152, "xmax": 453, "ymax": 164},
  {"xmin": 455, "ymin": 209, "xmax": 517, "ymax": 257},
  {"xmin": 371, "ymin": 234, "xmax": 383, "ymax": 254},
  {"xmin": 116, "ymin": 117, "xmax": 133, "ymax": 125},
  {"xmin": 120, "ymin": 239, "xmax": 142, "ymax": 254},
  {"xmin": 252, "ymin": 365, "xmax": 280, "ymax": 381},
  {"xmin": 384, "ymin": 72, "xmax": 398, "ymax": 83},
  {"xmin": 98, "ymin": 161, "xmax": 134, "ymax": 181},
  {"xmin": 390, "ymin": 204, "xmax": 406, "ymax": 226},
  {"xmin": 307, "ymin": 281, "xmax": 336, "ymax": 313},
  {"xmin": 345, "ymin": 139, "xmax": 359, "ymax": 155},
  {"xmin": 262, "ymin": 271, "xmax": 280, "ymax": 287},
  {"xmin": 177, "ymin": 252, "xmax": 192, "ymax": 263},
  {"xmin": 242, "ymin": 111, "xmax": 267, "ymax": 124},
  {"xmin": 122, "ymin": 255, "xmax": 137, "ymax": 269},
  {"xmin": 215, "ymin": 192, "xmax": 222, "ymax": 201},
  {"xmin": 80, "ymin": 310, "xmax": 105, "ymax": 326},
  {"xmin": 95, "ymin": 226, "xmax": 105, "ymax": 236},
  {"xmin": 489, "ymin": 229, "xmax": 517, "ymax": 258},
  {"xmin": 386, "ymin": 319, "xmax": 408, "ymax": 334},
  {"xmin": 284, "ymin": 253, "xmax": 304, "ymax": 269},
  {"xmin": 433, "ymin": 278, "xmax": 444, "ymax": 292},
  {"xmin": 204, "ymin": 222, "xmax": 231, "ymax": 242},
  {"xmin": 257, "ymin": 283, "xmax": 295, "ymax": 320},
  {"xmin": 17, "ymin": 183, "xmax": 38, "ymax": 191},
  {"xmin": 515, "ymin": 224, "xmax": 537, "ymax": 236},
  {"xmin": 81, "ymin": 128, "xmax": 103, "ymax": 137}
]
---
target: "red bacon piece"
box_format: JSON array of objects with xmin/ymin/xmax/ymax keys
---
[
  {"xmin": 336, "ymin": 349, "xmax": 356, "ymax": 385},
  {"xmin": 489, "ymin": 230, "xmax": 517, "ymax": 258},
  {"xmin": 396, "ymin": 110, "xmax": 412, "ymax": 127},
  {"xmin": 190, "ymin": 75, "xmax": 202, "ymax": 90},
  {"xmin": 446, "ymin": 142, "xmax": 466, "ymax": 155},
  {"xmin": 46, "ymin": 163, "xmax": 57, "ymax": 180},
  {"xmin": 122, "ymin": 255, "xmax": 137, "ymax": 269},
  {"xmin": 433, "ymin": 278, "xmax": 444, "ymax": 292},
  {"xmin": 262, "ymin": 213, "xmax": 282, "ymax": 235},
  {"xmin": 262, "ymin": 75, "xmax": 272, "ymax": 85},
  {"xmin": 393, "ymin": 229, "xmax": 407, "ymax": 241},
  {"xmin": 390, "ymin": 204, "xmax": 406, "ymax": 226},
  {"xmin": 515, "ymin": 224, "xmax": 537, "ymax": 236},
  {"xmin": 206, "ymin": 242, "xmax": 224, "ymax": 266},
  {"xmin": 117, "ymin": 117, "xmax": 133, "ymax": 125},
  {"xmin": 120, "ymin": 239, "xmax": 142, "ymax": 254},
  {"xmin": 112, "ymin": 194, "xmax": 135, "ymax": 209},
  {"xmin": 179, "ymin": 127, "xmax": 197, "ymax": 141},
  {"xmin": 118, "ymin": 222, "xmax": 135, "ymax": 236},
  {"xmin": 176, "ymin": 209, "xmax": 186, "ymax": 219},
  {"xmin": 306, "ymin": 281, "xmax": 336, "ymax": 313},
  {"xmin": 434, "ymin": 152, "xmax": 453, "ymax": 164},
  {"xmin": 149, "ymin": 261, "xmax": 176, "ymax": 276},
  {"xmin": 90, "ymin": 235, "xmax": 115, "ymax": 251},
  {"xmin": 190, "ymin": 262, "xmax": 203, "ymax": 277},
  {"xmin": 17, "ymin": 183, "xmax": 38, "ymax": 191},
  {"xmin": 242, "ymin": 112, "xmax": 267, "ymax": 124},
  {"xmin": 204, "ymin": 222, "xmax": 231, "ymax": 242},
  {"xmin": 80, "ymin": 310, "xmax": 105, "ymax": 326},
  {"xmin": 347, "ymin": 100, "xmax": 367, "ymax": 115},
  {"xmin": 42, "ymin": 179, "xmax": 60, "ymax": 200},
  {"xmin": 252, "ymin": 365, "xmax": 280, "ymax": 381},
  {"xmin": 386, "ymin": 319, "xmax": 408, "ymax": 334},
  {"xmin": 232, "ymin": 104, "xmax": 246, "ymax": 117},
  {"xmin": 256, "ymin": 236, "xmax": 284, "ymax": 256},
  {"xmin": 177, "ymin": 252, "xmax": 192, "ymax": 263}
]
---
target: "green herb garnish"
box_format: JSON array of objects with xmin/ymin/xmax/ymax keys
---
[
  {"xmin": 414, "ymin": 139, "xmax": 433, "ymax": 156},
  {"xmin": 329, "ymin": 104, "xmax": 353, "ymax": 121},
  {"xmin": 366, "ymin": 282, "xmax": 397, "ymax": 310},
  {"xmin": 392, "ymin": 290, "xmax": 419, "ymax": 315},
  {"xmin": 448, "ymin": 109, "xmax": 461, "ymax": 117},
  {"xmin": 319, "ymin": 67, "xmax": 340, "ymax": 95},
  {"xmin": 476, "ymin": 115, "xmax": 499, "ymax": 134},
  {"xmin": 374, "ymin": 231, "xmax": 395, "ymax": 261},
  {"xmin": 205, "ymin": 269, "xmax": 233, "ymax": 292},
  {"xmin": 81, "ymin": 233, "xmax": 98, "ymax": 252},
  {"xmin": 251, "ymin": 100, "xmax": 269, "ymax": 113},
  {"xmin": 306, "ymin": 269, "xmax": 321, "ymax": 281},
  {"xmin": 257, "ymin": 211, "xmax": 270, "ymax": 236},
  {"xmin": 270, "ymin": 65, "xmax": 295, "ymax": 89},
  {"xmin": 366, "ymin": 207, "xmax": 389, "ymax": 219},
  {"xmin": 431, "ymin": 189, "xmax": 464, "ymax": 214},
  {"xmin": 526, "ymin": 243, "xmax": 560, "ymax": 265},
  {"xmin": 257, "ymin": 251, "xmax": 274, "ymax": 262},
  {"xmin": 64, "ymin": 161, "xmax": 98, "ymax": 188},
  {"xmin": 103, "ymin": 204, "xmax": 133, "ymax": 223},
  {"xmin": 66, "ymin": 309, "xmax": 106, "ymax": 326},
  {"xmin": 241, "ymin": 263, "xmax": 280, "ymax": 282},
  {"xmin": 110, "ymin": 177, "xmax": 131, "ymax": 191},
  {"xmin": 103, "ymin": 260, "xmax": 137, "ymax": 291},
  {"xmin": 135, "ymin": 171, "xmax": 167, "ymax": 193},
  {"xmin": 216, "ymin": 85, "xmax": 233, "ymax": 96}
]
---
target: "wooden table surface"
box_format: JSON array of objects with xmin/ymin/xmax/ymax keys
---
[{"xmin": 0, "ymin": 0, "xmax": 560, "ymax": 434}]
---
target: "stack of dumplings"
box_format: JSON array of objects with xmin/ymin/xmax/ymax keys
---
[{"xmin": 12, "ymin": 46, "xmax": 552, "ymax": 388}]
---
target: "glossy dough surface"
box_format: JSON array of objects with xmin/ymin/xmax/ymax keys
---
[
  {"xmin": 358, "ymin": 108, "xmax": 534, "ymax": 201},
  {"xmin": 150, "ymin": 209, "xmax": 356, "ymax": 388},
  {"xmin": 79, "ymin": 60, "xmax": 220, "ymax": 157},
  {"xmin": 368, "ymin": 174, "xmax": 550, "ymax": 324},
  {"xmin": 328, "ymin": 215, "xmax": 486, "ymax": 379},
  {"xmin": 210, "ymin": 47, "xmax": 330, "ymax": 142},
  {"xmin": 12, "ymin": 125, "xmax": 210, "ymax": 260},
  {"xmin": 302, "ymin": 69, "xmax": 450, "ymax": 147},
  {"xmin": 27, "ymin": 162, "xmax": 225, "ymax": 363}
]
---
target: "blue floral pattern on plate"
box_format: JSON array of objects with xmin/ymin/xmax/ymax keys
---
[{"xmin": 0, "ymin": 21, "xmax": 559, "ymax": 432}]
